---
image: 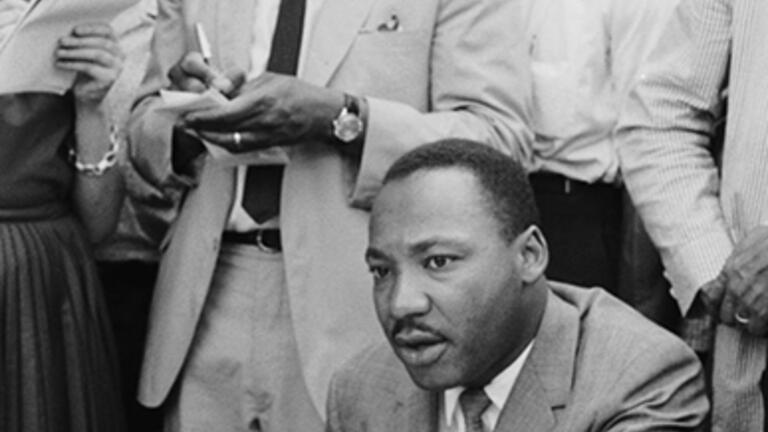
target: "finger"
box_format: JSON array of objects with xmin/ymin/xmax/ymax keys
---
[
  {"xmin": 169, "ymin": 76, "xmax": 208, "ymax": 93},
  {"xmin": 184, "ymin": 95, "xmax": 274, "ymax": 129},
  {"xmin": 56, "ymin": 47, "xmax": 121, "ymax": 69},
  {"xmin": 737, "ymin": 268, "xmax": 768, "ymax": 318},
  {"xmin": 58, "ymin": 36, "xmax": 122, "ymax": 58},
  {"xmin": 70, "ymin": 22, "xmax": 115, "ymax": 39},
  {"xmin": 178, "ymin": 52, "xmax": 233, "ymax": 93},
  {"xmin": 222, "ymin": 68, "xmax": 246, "ymax": 97},
  {"xmin": 728, "ymin": 253, "xmax": 768, "ymax": 308},
  {"xmin": 700, "ymin": 276, "xmax": 726, "ymax": 315},
  {"xmin": 167, "ymin": 63, "xmax": 206, "ymax": 92},
  {"xmin": 196, "ymin": 130, "xmax": 238, "ymax": 152},
  {"xmin": 720, "ymin": 292, "xmax": 739, "ymax": 325},
  {"xmin": 55, "ymin": 61, "xmax": 118, "ymax": 90},
  {"xmin": 196, "ymin": 130, "xmax": 268, "ymax": 152},
  {"xmin": 732, "ymin": 246, "xmax": 768, "ymax": 294}
]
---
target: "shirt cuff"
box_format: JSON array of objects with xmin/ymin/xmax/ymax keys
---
[{"xmin": 664, "ymin": 229, "xmax": 733, "ymax": 315}]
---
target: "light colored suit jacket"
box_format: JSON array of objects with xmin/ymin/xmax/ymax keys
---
[
  {"xmin": 618, "ymin": 0, "xmax": 768, "ymax": 430},
  {"xmin": 128, "ymin": 0, "xmax": 533, "ymax": 413},
  {"xmin": 327, "ymin": 283, "xmax": 708, "ymax": 432}
]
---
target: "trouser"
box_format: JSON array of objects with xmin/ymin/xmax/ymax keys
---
[
  {"xmin": 617, "ymin": 191, "xmax": 681, "ymax": 332},
  {"xmin": 531, "ymin": 173, "xmax": 622, "ymax": 294},
  {"xmin": 530, "ymin": 173, "xmax": 681, "ymax": 330},
  {"xmin": 164, "ymin": 243, "xmax": 323, "ymax": 432},
  {"xmin": 97, "ymin": 260, "xmax": 164, "ymax": 432}
]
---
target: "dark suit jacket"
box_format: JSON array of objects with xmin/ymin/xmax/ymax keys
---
[{"xmin": 326, "ymin": 282, "xmax": 708, "ymax": 431}]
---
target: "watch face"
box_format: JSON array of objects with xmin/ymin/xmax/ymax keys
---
[{"xmin": 334, "ymin": 111, "xmax": 364, "ymax": 143}]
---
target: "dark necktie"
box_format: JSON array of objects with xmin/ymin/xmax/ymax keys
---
[
  {"xmin": 459, "ymin": 388, "xmax": 492, "ymax": 432},
  {"xmin": 242, "ymin": 0, "xmax": 306, "ymax": 223}
]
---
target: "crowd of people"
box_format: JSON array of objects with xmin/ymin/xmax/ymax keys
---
[{"xmin": 0, "ymin": 0, "xmax": 766, "ymax": 431}]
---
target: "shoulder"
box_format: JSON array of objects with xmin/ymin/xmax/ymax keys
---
[
  {"xmin": 552, "ymin": 282, "xmax": 698, "ymax": 370},
  {"xmin": 549, "ymin": 283, "xmax": 708, "ymax": 428}
]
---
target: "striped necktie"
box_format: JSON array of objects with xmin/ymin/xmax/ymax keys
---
[{"xmin": 459, "ymin": 388, "xmax": 492, "ymax": 432}]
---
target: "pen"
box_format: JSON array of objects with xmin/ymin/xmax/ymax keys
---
[{"xmin": 195, "ymin": 22, "xmax": 212, "ymax": 64}]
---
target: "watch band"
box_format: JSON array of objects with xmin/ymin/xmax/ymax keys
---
[{"xmin": 344, "ymin": 93, "xmax": 360, "ymax": 116}]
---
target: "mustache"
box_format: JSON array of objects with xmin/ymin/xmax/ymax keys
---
[{"xmin": 391, "ymin": 318, "xmax": 443, "ymax": 340}]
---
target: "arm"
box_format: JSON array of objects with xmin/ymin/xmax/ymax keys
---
[
  {"xmin": 59, "ymin": 23, "xmax": 127, "ymax": 243},
  {"xmin": 128, "ymin": 0, "xmax": 195, "ymax": 190},
  {"xmin": 601, "ymin": 341, "xmax": 709, "ymax": 431},
  {"xmin": 183, "ymin": 0, "xmax": 534, "ymax": 208},
  {"xmin": 616, "ymin": 0, "xmax": 733, "ymax": 314},
  {"xmin": 351, "ymin": 0, "xmax": 533, "ymax": 206},
  {"xmin": 72, "ymin": 102, "xmax": 125, "ymax": 244},
  {"xmin": 608, "ymin": 0, "xmax": 682, "ymax": 100}
]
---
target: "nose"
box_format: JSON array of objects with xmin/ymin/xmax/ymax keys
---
[{"xmin": 389, "ymin": 271, "xmax": 431, "ymax": 320}]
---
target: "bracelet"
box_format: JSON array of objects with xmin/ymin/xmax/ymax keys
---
[{"xmin": 69, "ymin": 125, "xmax": 121, "ymax": 177}]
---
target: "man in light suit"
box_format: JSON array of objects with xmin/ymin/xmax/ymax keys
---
[
  {"xmin": 327, "ymin": 140, "xmax": 708, "ymax": 432},
  {"xmin": 128, "ymin": 0, "xmax": 532, "ymax": 430},
  {"xmin": 617, "ymin": 0, "xmax": 768, "ymax": 430}
]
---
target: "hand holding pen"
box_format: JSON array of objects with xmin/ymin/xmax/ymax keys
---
[{"xmin": 166, "ymin": 23, "xmax": 244, "ymax": 95}]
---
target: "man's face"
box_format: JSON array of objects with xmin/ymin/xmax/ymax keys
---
[{"xmin": 367, "ymin": 168, "xmax": 538, "ymax": 390}]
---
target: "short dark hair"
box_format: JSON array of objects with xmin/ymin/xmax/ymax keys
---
[{"xmin": 383, "ymin": 139, "xmax": 540, "ymax": 241}]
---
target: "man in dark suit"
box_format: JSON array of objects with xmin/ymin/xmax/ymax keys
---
[{"xmin": 327, "ymin": 139, "xmax": 709, "ymax": 431}]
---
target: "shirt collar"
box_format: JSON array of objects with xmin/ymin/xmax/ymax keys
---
[{"xmin": 443, "ymin": 341, "xmax": 535, "ymax": 428}]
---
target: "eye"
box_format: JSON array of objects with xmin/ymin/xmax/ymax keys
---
[
  {"xmin": 368, "ymin": 265, "xmax": 391, "ymax": 280},
  {"xmin": 423, "ymin": 255, "xmax": 456, "ymax": 270}
]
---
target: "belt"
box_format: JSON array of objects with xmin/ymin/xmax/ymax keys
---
[
  {"xmin": 222, "ymin": 229, "xmax": 282, "ymax": 252},
  {"xmin": 529, "ymin": 173, "xmax": 619, "ymax": 195}
]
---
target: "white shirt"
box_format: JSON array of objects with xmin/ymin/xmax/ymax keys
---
[
  {"xmin": 227, "ymin": 0, "xmax": 324, "ymax": 231},
  {"xmin": 525, "ymin": 0, "xmax": 679, "ymax": 184},
  {"xmin": 440, "ymin": 342, "xmax": 534, "ymax": 432}
]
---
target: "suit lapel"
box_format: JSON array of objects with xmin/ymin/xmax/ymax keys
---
[
  {"xmin": 497, "ymin": 288, "xmax": 578, "ymax": 430},
  {"xmin": 300, "ymin": 0, "xmax": 376, "ymax": 86},
  {"xmin": 389, "ymin": 376, "xmax": 439, "ymax": 432}
]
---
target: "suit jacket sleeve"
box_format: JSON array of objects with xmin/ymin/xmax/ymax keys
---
[
  {"xmin": 129, "ymin": 0, "xmax": 534, "ymax": 204},
  {"xmin": 616, "ymin": 0, "xmax": 733, "ymax": 314},
  {"xmin": 600, "ymin": 339, "xmax": 709, "ymax": 431},
  {"xmin": 128, "ymin": 0, "xmax": 198, "ymax": 191},
  {"xmin": 350, "ymin": 0, "xmax": 534, "ymax": 207}
]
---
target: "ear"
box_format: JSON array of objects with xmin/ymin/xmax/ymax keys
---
[{"xmin": 515, "ymin": 225, "xmax": 548, "ymax": 284}]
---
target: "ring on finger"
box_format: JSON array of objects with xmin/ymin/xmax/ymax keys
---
[
  {"xmin": 233, "ymin": 131, "xmax": 242, "ymax": 146},
  {"xmin": 735, "ymin": 310, "xmax": 751, "ymax": 325}
]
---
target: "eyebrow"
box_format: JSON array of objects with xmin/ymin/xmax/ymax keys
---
[
  {"xmin": 365, "ymin": 236, "xmax": 470, "ymax": 261},
  {"xmin": 365, "ymin": 247, "xmax": 387, "ymax": 261},
  {"xmin": 410, "ymin": 236, "xmax": 469, "ymax": 254}
]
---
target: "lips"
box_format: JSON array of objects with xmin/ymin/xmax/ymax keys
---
[{"xmin": 393, "ymin": 328, "xmax": 448, "ymax": 367}]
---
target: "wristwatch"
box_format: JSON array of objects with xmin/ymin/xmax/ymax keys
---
[{"xmin": 332, "ymin": 93, "xmax": 365, "ymax": 144}]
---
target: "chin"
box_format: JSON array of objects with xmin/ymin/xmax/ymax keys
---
[{"xmin": 405, "ymin": 366, "xmax": 461, "ymax": 391}]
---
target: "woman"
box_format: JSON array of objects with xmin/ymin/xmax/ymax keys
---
[{"xmin": 0, "ymin": 2, "xmax": 126, "ymax": 431}]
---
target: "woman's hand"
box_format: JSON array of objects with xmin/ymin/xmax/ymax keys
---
[{"xmin": 56, "ymin": 22, "xmax": 124, "ymax": 105}]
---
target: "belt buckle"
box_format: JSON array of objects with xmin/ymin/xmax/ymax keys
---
[{"xmin": 255, "ymin": 229, "xmax": 280, "ymax": 254}]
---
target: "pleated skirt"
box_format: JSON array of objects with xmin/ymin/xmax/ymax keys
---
[{"xmin": 0, "ymin": 213, "xmax": 124, "ymax": 432}]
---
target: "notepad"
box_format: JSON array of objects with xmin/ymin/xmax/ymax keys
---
[{"xmin": 0, "ymin": 0, "xmax": 138, "ymax": 94}]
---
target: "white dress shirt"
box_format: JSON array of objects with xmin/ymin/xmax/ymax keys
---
[
  {"xmin": 440, "ymin": 342, "xmax": 534, "ymax": 432},
  {"xmin": 227, "ymin": 0, "xmax": 324, "ymax": 231},
  {"xmin": 525, "ymin": 0, "xmax": 678, "ymax": 184}
]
